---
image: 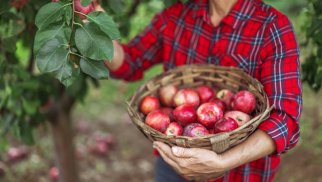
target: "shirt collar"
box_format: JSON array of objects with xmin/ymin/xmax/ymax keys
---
[{"xmin": 193, "ymin": 0, "xmax": 256, "ymax": 29}]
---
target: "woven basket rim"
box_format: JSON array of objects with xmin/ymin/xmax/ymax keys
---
[{"xmin": 127, "ymin": 64, "xmax": 273, "ymax": 140}]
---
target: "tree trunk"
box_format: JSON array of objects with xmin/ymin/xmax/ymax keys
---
[{"xmin": 50, "ymin": 110, "xmax": 79, "ymax": 182}]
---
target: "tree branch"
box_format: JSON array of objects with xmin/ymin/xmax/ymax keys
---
[{"xmin": 27, "ymin": 47, "xmax": 34, "ymax": 73}]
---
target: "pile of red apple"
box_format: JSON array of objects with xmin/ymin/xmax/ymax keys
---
[{"xmin": 140, "ymin": 85, "xmax": 256, "ymax": 137}]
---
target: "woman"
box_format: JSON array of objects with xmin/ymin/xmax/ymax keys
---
[{"xmin": 104, "ymin": 0, "xmax": 303, "ymax": 181}]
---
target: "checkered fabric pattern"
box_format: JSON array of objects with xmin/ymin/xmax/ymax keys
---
[{"xmin": 110, "ymin": 0, "xmax": 303, "ymax": 181}]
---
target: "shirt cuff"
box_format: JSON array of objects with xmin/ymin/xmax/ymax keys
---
[
  {"xmin": 109, "ymin": 59, "xmax": 132, "ymax": 79},
  {"xmin": 257, "ymin": 112, "xmax": 289, "ymax": 155}
]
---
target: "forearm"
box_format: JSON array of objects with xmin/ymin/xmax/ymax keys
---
[
  {"xmin": 104, "ymin": 40, "xmax": 124, "ymax": 71},
  {"xmin": 221, "ymin": 130, "xmax": 276, "ymax": 170}
]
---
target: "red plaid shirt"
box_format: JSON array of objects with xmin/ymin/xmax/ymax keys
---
[{"xmin": 111, "ymin": 0, "xmax": 303, "ymax": 181}]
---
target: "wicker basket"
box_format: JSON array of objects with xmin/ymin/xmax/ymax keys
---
[{"xmin": 126, "ymin": 64, "xmax": 273, "ymax": 181}]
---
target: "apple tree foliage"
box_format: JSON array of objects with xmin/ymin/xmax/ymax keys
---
[
  {"xmin": 302, "ymin": 0, "xmax": 322, "ymax": 91},
  {"xmin": 0, "ymin": 0, "xmax": 120, "ymax": 149},
  {"xmin": 0, "ymin": 0, "xmax": 189, "ymax": 150}
]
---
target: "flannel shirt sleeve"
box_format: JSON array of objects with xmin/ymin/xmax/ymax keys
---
[
  {"xmin": 109, "ymin": 7, "xmax": 171, "ymax": 81},
  {"xmin": 257, "ymin": 14, "xmax": 303, "ymax": 155}
]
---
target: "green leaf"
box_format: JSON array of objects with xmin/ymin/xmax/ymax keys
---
[
  {"xmin": 67, "ymin": 73, "xmax": 88, "ymax": 102},
  {"xmin": 64, "ymin": 5, "xmax": 72, "ymax": 25},
  {"xmin": 34, "ymin": 24, "xmax": 69, "ymax": 54},
  {"xmin": 107, "ymin": 0, "xmax": 124, "ymax": 13},
  {"xmin": 2, "ymin": 37, "xmax": 17, "ymax": 53},
  {"xmin": 35, "ymin": 2, "xmax": 65, "ymax": 30},
  {"xmin": 80, "ymin": 0, "xmax": 92, "ymax": 6},
  {"xmin": 36, "ymin": 38, "xmax": 69, "ymax": 73},
  {"xmin": 0, "ymin": 137, "xmax": 9, "ymax": 152},
  {"xmin": 0, "ymin": 12, "xmax": 25, "ymax": 39},
  {"xmin": 19, "ymin": 122, "xmax": 35, "ymax": 145},
  {"xmin": 75, "ymin": 22, "xmax": 114, "ymax": 60},
  {"xmin": 180, "ymin": 0, "xmax": 189, "ymax": 4},
  {"xmin": 80, "ymin": 57, "xmax": 109, "ymax": 79},
  {"xmin": 54, "ymin": 61, "xmax": 80, "ymax": 87},
  {"xmin": 87, "ymin": 11, "xmax": 120, "ymax": 40},
  {"xmin": 22, "ymin": 99, "xmax": 40, "ymax": 115},
  {"xmin": 164, "ymin": 0, "xmax": 177, "ymax": 8}
]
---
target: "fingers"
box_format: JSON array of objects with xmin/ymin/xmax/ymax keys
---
[
  {"xmin": 172, "ymin": 146, "xmax": 216, "ymax": 159},
  {"xmin": 172, "ymin": 146, "xmax": 199, "ymax": 158},
  {"xmin": 153, "ymin": 142, "xmax": 180, "ymax": 171},
  {"xmin": 153, "ymin": 142, "xmax": 179, "ymax": 163}
]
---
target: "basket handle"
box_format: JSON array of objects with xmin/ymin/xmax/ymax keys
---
[{"xmin": 210, "ymin": 133, "xmax": 230, "ymax": 153}]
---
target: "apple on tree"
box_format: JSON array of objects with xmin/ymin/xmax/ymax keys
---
[
  {"xmin": 173, "ymin": 104, "xmax": 197, "ymax": 126},
  {"xmin": 74, "ymin": 0, "xmax": 95, "ymax": 19},
  {"xmin": 196, "ymin": 85, "xmax": 215, "ymax": 103},
  {"xmin": 183, "ymin": 123, "xmax": 209, "ymax": 137},
  {"xmin": 224, "ymin": 111, "xmax": 251, "ymax": 127},
  {"xmin": 196, "ymin": 102, "xmax": 224, "ymax": 129},
  {"xmin": 140, "ymin": 95, "xmax": 160, "ymax": 115},
  {"xmin": 10, "ymin": 0, "xmax": 28, "ymax": 9},
  {"xmin": 53, "ymin": 0, "xmax": 95, "ymax": 19},
  {"xmin": 165, "ymin": 122, "xmax": 183, "ymax": 136},
  {"xmin": 173, "ymin": 89, "xmax": 200, "ymax": 107},
  {"xmin": 231, "ymin": 90, "xmax": 256, "ymax": 114},
  {"xmin": 145, "ymin": 110, "xmax": 171, "ymax": 132}
]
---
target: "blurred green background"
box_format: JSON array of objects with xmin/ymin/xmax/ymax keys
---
[{"xmin": 3, "ymin": 0, "xmax": 322, "ymax": 181}]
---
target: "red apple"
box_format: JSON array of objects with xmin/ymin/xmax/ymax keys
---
[
  {"xmin": 74, "ymin": 0, "xmax": 95, "ymax": 19},
  {"xmin": 224, "ymin": 111, "xmax": 251, "ymax": 127},
  {"xmin": 173, "ymin": 89, "xmax": 200, "ymax": 107},
  {"xmin": 196, "ymin": 102, "xmax": 224, "ymax": 129},
  {"xmin": 140, "ymin": 95, "xmax": 160, "ymax": 115},
  {"xmin": 183, "ymin": 123, "xmax": 209, "ymax": 137},
  {"xmin": 173, "ymin": 104, "xmax": 197, "ymax": 126},
  {"xmin": 159, "ymin": 85, "xmax": 178, "ymax": 107},
  {"xmin": 160, "ymin": 107, "xmax": 175, "ymax": 122},
  {"xmin": 208, "ymin": 129, "xmax": 215, "ymax": 134},
  {"xmin": 11, "ymin": 0, "xmax": 28, "ymax": 9},
  {"xmin": 49, "ymin": 167, "xmax": 59, "ymax": 181},
  {"xmin": 216, "ymin": 89, "xmax": 234, "ymax": 108},
  {"xmin": 214, "ymin": 117, "xmax": 238, "ymax": 133},
  {"xmin": 164, "ymin": 122, "xmax": 183, "ymax": 136},
  {"xmin": 231, "ymin": 90, "xmax": 256, "ymax": 114},
  {"xmin": 209, "ymin": 98, "xmax": 226, "ymax": 111},
  {"xmin": 93, "ymin": 132, "xmax": 115, "ymax": 147},
  {"xmin": 89, "ymin": 141, "xmax": 109, "ymax": 156},
  {"xmin": 196, "ymin": 85, "xmax": 215, "ymax": 103},
  {"xmin": 145, "ymin": 110, "xmax": 170, "ymax": 132},
  {"xmin": 7, "ymin": 146, "xmax": 28, "ymax": 163}
]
